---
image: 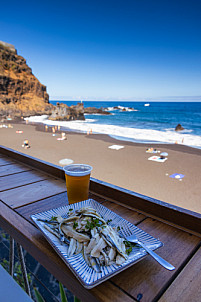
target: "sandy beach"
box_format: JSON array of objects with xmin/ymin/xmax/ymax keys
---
[{"xmin": 1, "ymin": 121, "xmax": 201, "ymax": 214}]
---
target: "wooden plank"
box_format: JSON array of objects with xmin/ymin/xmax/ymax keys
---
[
  {"xmin": 0, "ymin": 145, "xmax": 65, "ymax": 179},
  {"xmin": 0, "ymin": 179, "xmax": 67, "ymax": 208},
  {"xmin": 89, "ymin": 192, "xmax": 107, "ymax": 204},
  {"xmin": 16, "ymin": 192, "xmax": 68, "ymax": 222},
  {"xmin": 0, "ymin": 201, "xmax": 135, "ymax": 302},
  {"xmin": 110, "ymin": 218, "xmax": 201, "ymax": 302},
  {"xmin": 16, "ymin": 194, "xmax": 200, "ymax": 302},
  {"xmin": 90, "ymin": 178, "xmax": 201, "ymax": 234},
  {"xmin": 0, "ymin": 157, "xmax": 15, "ymax": 166},
  {"xmin": 101, "ymin": 200, "xmax": 146, "ymax": 225},
  {"xmin": 159, "ymin": 247, "xmax": 201, "ymax": 302},
  {"xmin": 16, "ymin": 195, "xmax": 146, "ymax": 227},
  {"xmin": 0, "ymin": 163, "xmax": 32, "ymax": 177},
  {"xmin": 0, "ymin": 170, "xmax": 51, "ymax": 192},
  {"xmin": 1, "ymin": 146, "xmax": 201, "ymax": 234}
]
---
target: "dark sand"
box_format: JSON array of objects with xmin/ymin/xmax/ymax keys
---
[{"xmin": 1, "ymin": 121, "xmax": 201, "ymax": 214}]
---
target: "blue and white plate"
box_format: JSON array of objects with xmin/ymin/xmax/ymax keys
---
[{"xmin": 31, "ymin": 199, "xmax": 163, "ymax": 288}]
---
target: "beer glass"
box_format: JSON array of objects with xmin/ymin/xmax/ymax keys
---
[{"xmin": 63, "ymin": 164, "xmax": 92, "ymax": 204}]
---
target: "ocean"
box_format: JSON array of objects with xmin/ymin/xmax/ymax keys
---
[{"xmin": 27, "ymin": 101, "xmax": 201, "ymax": 149}]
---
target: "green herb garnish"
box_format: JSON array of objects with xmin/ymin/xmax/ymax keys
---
[
  {"xmin": 85, "ymin": 217, "xmax": 102, "ymax": 230},
  {"xmin": 124, "ymin": 240, "xmax": 136, "ymax": 255},
  {"xmin": 73, "ymin": 222, "xmax": 78, "ymax": 229},
  {"xmin": 126, "ymin": 246, "xmax": 133, "ymax": 255},
  {"xmin": 107, "ymin": 219, "xmax": 112, "ymax": 224},
  {"xmin": 50, "ymin": 216, "xmax": 57, "ymax": 221}
]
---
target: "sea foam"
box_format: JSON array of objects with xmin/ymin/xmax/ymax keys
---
[{"xmin": 26, "ymin": 115, "xmax": 201, "ymax": 149}]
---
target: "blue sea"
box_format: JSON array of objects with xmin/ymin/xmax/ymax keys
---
[{"xmin": 28, "ymin": 101, "xmax": 201, "ymax": 149}]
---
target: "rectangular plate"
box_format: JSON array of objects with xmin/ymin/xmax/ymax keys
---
[{"xmin": 31, "ymin": 199, "xmax": 163, "ymax": 288}]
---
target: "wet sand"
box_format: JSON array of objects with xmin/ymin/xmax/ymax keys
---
[{"xmin": 1, "ymin": 121, "xmax": 201, "ymax": 214}]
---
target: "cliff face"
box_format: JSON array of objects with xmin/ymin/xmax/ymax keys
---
[
  {"xmin": 0, "ymin": 41, "xmax": 107, "ymax": 122},
  {"xmin": 0, "ymin": 41, "xmax": 53, "ymax": 118}
]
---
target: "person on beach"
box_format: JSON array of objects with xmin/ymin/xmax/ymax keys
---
[
  {"xmin": 57, "ymin": 132, "xmax": 67, "ymax": 141},
  {"xmin": 87, "ymin": 128, "xmax": 93, "ymax": 135},
  {"xmin": 146, "ymin": 147, "xmax": 160, "ymax": 153},
  {"xmin": 22, "ymin": 139, "xmax": 30, "ymax": 149},
  {"xmin": 61, "ymin": 132, "xmax": 67, "ymax": 140},
  {"xmin": 52, "ymin": 127, "xmax": 56, "ymax": 136}
]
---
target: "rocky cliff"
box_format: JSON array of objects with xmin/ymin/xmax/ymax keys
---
[
  {"xmin": 0, "ymin": 41, "xmax": 110, "ymax": 121},
  {"xmin": 0, "ymin": 41, "xmax": 53, "ymax": 119}
]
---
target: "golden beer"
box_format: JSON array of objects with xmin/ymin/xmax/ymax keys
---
[{"xmin": 63, "ymin": 164, "xmax": 92, "ymax": 204}]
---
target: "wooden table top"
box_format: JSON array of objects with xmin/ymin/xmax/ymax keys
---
[{"xmin": 0, "ymin": 147, "xmax": 201, "ymax": 302}]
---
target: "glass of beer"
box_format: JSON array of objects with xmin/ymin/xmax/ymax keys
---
[{"xmin": 63, "ymin": 164, "xmax": 92, "ymax": 204}]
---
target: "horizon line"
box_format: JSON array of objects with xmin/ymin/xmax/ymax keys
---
[{"xmin": 49, "ymin": 96, "xmax": 201, "ymax": 102}]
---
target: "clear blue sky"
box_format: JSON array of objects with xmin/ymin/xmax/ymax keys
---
[{"xmin": 1, "ymin": 0, "xmax": 201, "ymax": 100}]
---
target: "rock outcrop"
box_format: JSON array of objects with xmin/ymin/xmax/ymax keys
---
[
  {"xmin": 49, "ymin": 102, "xmax": 85, "ymax": 121},
  {"xmin": 49, "ymin": 103, "xmax": 112, "ymax": 121},
  {"xmin": 84, "ymin": 107, "xmax": 111, "ymax": 115},
  {"xmin": 175, "ymin": 124, "xmax": 184, "ymax": 131},
  {"xmin": 0, "ymin": 41, "xmax": 53, "ymax": 119}
]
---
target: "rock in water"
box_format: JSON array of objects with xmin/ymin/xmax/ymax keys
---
[
  {"xmin": 49, "ymin": 102, "xmax": 85, "ymax": 121},
  {"xmin": 84, "ymin": 107, "xmax": 111, "ymax": 115},
  {"xmin": 175, "ymin": 124, "xmax": 184, "ymax": 131},
  {"xmin": 0, "ymin": 40, "xmax": 53, "ymax": 119}
]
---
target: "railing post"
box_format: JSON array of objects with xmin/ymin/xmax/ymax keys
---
[
  {"xmin": 16, "ymin": 243, "xmax": 31, "ymax": 297},
  {"xmin": 9, "ymin": 236, "xmax": 14, "ymax": 277}
]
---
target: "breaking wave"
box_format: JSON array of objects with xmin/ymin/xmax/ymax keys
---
[{"xmin": 26, "ymin": 115, "xmax": 201, "ymax": 149}]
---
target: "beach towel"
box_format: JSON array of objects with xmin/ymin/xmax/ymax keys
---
[
  {"xmin": 108, "ymin": 145, "xmax": 125, "ymax": 150},
  {"xmin": 169, "ymin": 173, "xmax": 185, "ymax": 179},
  {"xmin": 148, "ymin": 156, "xmax": 168, "ymax": 163},
  {"xmin": 57, "ymin": 137, "xmax": 66, "ymax": 141}
]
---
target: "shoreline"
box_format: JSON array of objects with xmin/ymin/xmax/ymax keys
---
[
  {"xmin": 10, "ymin": 119, "xmax": 201, "ymax": 156},
  {"xmin": 25, "ymin": 114, "xmax": 201, "ymax": 150},
  {"xmin": 32, "ymin": 121, "xmax": 201, "ymax": 156},
  {"xmin": 1, "ymin": 120, "xmax": 201, "ymax": 214}
]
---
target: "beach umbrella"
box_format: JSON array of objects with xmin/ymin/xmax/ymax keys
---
[
  {"xmin": 160, "ymin": 152, "xmax": 168, "ymax": 158},
  {"xmin": 59, "ymin": 158, "xmax": 74, "ymax": 166}
]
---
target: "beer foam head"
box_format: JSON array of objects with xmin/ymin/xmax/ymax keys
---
[{"xmin": 63, "ymin": 164, "xmax": 92, "ymax": 176}]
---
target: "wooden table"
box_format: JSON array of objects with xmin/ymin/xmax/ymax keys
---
[{"xmin": 0, "ymin": 145, "xmax": 201, "ymax": 302}]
